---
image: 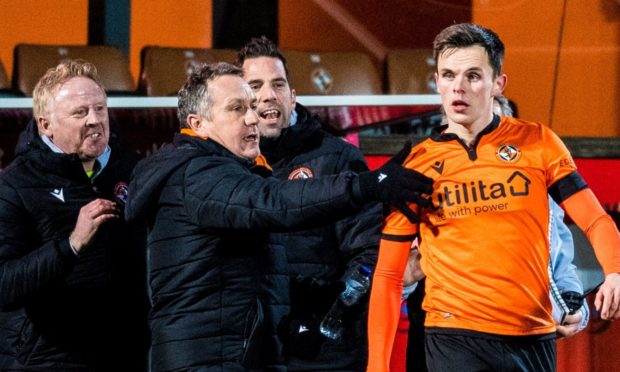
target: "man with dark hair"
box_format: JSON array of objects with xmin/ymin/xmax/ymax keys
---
[
  {"xmin": 402, "ymin": 94, "xmax": 590, "ymax": 371},
  {"xmin": 0, "ymin": 60, "xmax": 148, "ymax": 370},
  {"xmin": 237, "ymin": 36, "xmax": 380, "ymax": 371},
  {"xmin": 125, "ymin": 62, "xmax": 433, "ymax": 371},
  {"xmin": 368, "ymin": 23, "xmax": 620, "ymax": 371}
]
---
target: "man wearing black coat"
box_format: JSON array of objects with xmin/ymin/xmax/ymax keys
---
[
  {"xmin": 124, "ymin": 62, "xmax": 433, "ymax": 371},
  {"xmin": 238, "ymin": 37, "xmax": 381, "ymax": 371},
  {"xmin": 0, "ymin": 60, "xmax": 148, "ymax": 370}
]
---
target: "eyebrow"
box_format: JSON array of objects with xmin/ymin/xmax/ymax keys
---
[
  {"xmin": 246, "ymin": 78, "xmax": 263, "ymax": 86},
  {"xmin": 224, "ymin": 97, "xmax": 246, "ymax": 107},
  {"xmin": 439, "ymin": 66, "xmax": 484, "ymax": 74},
  {"xmin": 247, "ymin": 77, "xmax": 288, "ymax": 85}
]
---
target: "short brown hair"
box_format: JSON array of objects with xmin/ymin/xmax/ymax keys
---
[
  {"xmin": 176, "ymin": 62, "xmax": 244, "ymax": 128},
  {"xmin": 433, "ymin": 23, "xmax": 505, "ymax": 78},
  {"xmin": 32, "ymin": 59, "xmax": 105, "ymax": 120},
  {"xmin": 236, "ymin": 36, "xmax": 290, "ymax": 82}
]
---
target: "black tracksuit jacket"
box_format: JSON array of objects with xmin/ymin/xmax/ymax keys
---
[
  {"xmin": 125, "ymin": 133, "xmax": 370, "ymax": 371},
  {"xmin": 261, "ymin": 104, "xmax": 381, "ymax": 371},
  {"xmin": 0, "ymin": 122, "xmax": 148, "ymax": 371}
]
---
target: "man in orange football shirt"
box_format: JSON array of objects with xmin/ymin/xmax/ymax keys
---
[{"xmin": 367, "ymin": 23, "xmax": 620, "ymax": 372}]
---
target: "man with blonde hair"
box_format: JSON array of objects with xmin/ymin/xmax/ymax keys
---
[{"xmin": 0, "ymin": 60, "xmax": 147, "ymax": 370}]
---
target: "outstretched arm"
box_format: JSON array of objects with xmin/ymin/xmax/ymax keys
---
[{"xmin": 561, "ymin": 188, "xmax": 620, "ymax": 320}]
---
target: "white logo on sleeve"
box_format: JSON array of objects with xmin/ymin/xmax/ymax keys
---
[
  {"xmin": 50, "ymin": 188, "xmax": 65, "ymax": 202},
  {"xmin": 298, "ymin": 325, "xmax": 309, "ymax": 333},
  {"xmin": 377, "ymin": 173, "xmax": 387, "ymax": 183}
]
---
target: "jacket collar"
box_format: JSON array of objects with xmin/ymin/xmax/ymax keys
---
[
  {"xmin": 176, "ymin": 130, "xmax": 272, "ymax": 172},
  {"xmin": 259, "ymin": 103, "xmax": 322, "ymax": 165}
]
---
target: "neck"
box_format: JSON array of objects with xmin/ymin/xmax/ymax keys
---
[
  {"xmin": 82, "ymin": 160, "xmax": 96, "ymax": 173},
  {"xmin": 446, "ymin": 113, "xmax": 494, "ymax": 146}
]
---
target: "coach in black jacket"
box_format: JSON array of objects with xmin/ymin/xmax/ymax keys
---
[
  {"xmin": 125, "ymin": 62, "xmax": 432, "ymax": 371},
  {"xmin": 238, "ymin": 37, "xmax": 380, "ymax": 371},
  {"xmin": 0, "ymin": 61, "xmax": 147, "ymax": 371}
]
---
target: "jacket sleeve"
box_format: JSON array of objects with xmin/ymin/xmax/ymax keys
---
[
  {"xmin": 183, "ymin": 157, "xmax": 365, "ymax": 231},
  {"xmin": 548, "ymin": 198, "xmax": 590, "ymax": 330},
  {"xmin": 0, "ymin": 180, "xmax": 77, "ymax": 311},
  {"xmin": 332, "ymin": 146, "xmax": 381, "ymax": 278},
  {"xmin": 549, "ymin": 197, "xmax": 583, "ymax": 294}
]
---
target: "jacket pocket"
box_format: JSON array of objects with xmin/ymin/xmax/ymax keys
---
[
  {"xmin": 240, "ymin": 298, "xmax": 265, "ymax": 369},
  {"xmin": 11, "ymin": 312, "xmax": 39, "ymax": 366}
]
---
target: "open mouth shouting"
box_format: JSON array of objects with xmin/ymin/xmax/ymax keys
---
[
  {"xmin": 85, "ymin": 132, "xmax": 103, "ymax": 140},
  {"xmin": 259, "ymin": 107, "xmax": 281, "ymax": 124},
  {"xmin": 243, "ymin": 133, "xmax": 259, "ymax": 143}
]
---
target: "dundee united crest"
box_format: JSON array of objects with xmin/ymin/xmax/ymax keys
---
[
  {"xmin": 496, "ymin": 144, "xmax": 521, "ymax": 163},
  {"xmin": 114, "ymin": 182, "xmax": 129, "ymax": 206},
  {"xmin": 288, "ymin": 167, "xmax": 314, "ymax": 180}
]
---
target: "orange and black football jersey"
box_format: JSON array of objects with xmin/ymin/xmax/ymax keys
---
[{"xmin": 384, "ymin": 115, "xmax": 579, "ymax": 335}]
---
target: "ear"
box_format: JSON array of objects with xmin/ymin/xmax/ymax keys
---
[
  {"xmin": 290, "ymin": 88, "xmax": 297, "ymax": 109},
  {"xmin": 492, "ymin": 73, "xmax": 507, "ymax": 96},
  {"xmin": 38, "ymin": 117, "xmax": 52, "ymax": 137},
  {"xmin": 186, "ymin": 114, "xmax": 201, "ymax": 131}
]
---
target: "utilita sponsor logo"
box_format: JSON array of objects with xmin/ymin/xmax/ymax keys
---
[{"xmin": 432, "ymin": 171, "xmax": 531, "ymax": 208}]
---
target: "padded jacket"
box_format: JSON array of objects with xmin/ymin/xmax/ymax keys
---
[
  {"xmin": 0, "ymin": 121, "xmax": 148, "ymax": 371},
  {"xmin": 125, "ymin": 133, "xmax": 369, "ymax": 371},
  {"xmin": 261, "ymin": 104, "xmax": 380, "ymax": 371}
]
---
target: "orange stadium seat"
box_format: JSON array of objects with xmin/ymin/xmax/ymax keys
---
[
  {"xmin": 12, "ymin": 44, "xmax": 134, "ymax": 96},
  {"xmin": 138, "ymin": 46, "xmax": 237, "ymax": 96},
  {"xmin": 282, "ymin": 50, "xmax": 381, "ymax": 95},
  {"xmin": 386, "ymin": 49, "xmax": 437, "ymax": 94}
]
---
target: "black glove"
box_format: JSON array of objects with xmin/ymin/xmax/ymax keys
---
[
  {"xmin": 561, "ymin": 291, "xmax": 584, "ymax": 314},
  {"xmin": 358, "ymin": 141, "xmax": 434, "ymax": 222}
]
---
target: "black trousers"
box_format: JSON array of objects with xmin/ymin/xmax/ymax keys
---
[{"xmin": 425, "ymin": 331, "xmax": 556, "ymax": 372}]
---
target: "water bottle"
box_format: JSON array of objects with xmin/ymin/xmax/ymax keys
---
[
  {"xmin": 319, "ymin": 265, "xmax": 373, "ymax": 340},
  {"xmin": 319, "ymin": 298, "xmax": 346, "ymax": 340},
  {"xmin": 340, "ymin": 265, "xmax": 372, "ymax": 306}
]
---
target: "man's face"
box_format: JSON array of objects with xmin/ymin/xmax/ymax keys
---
[
  {"xmin": 242, "ymin": 56, "xmax": 296, "ymax": 138},
  {"xmin": 193, "ymin": 75, "xmax": 261, "ymax": 160},
  {"xmin": 39, "ymin": 76, "xmax": 109, "ymax": 165},
  {"xmin": 435, "ymin": 45, "xmax": 506, "ymax": 129}
]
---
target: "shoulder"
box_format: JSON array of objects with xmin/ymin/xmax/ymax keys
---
[
  {"xmin": 0, "ymin": 156, "xmax": 37, "ymax": 188},
  {"xmin": 0, "ymin": 161, "xmax": 33, "ymax": 210},
  {"xmin": 322, "ymin": 133, "xmax": 364, "ymax": 156},
  {"xmin": 185, "ymin": 152, "xmax": 251, "ymax": 180},
  {"xmin": 499, "ymin": 116, "xmax": 548, "ymax": 134},
  {"xmin": 409, "ymin": 137, "xmax": 440, "ymax": 158}
]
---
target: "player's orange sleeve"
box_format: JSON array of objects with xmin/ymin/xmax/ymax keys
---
[
  {"xmin": 367, "ymin": 238, "xmax": 411, "ymax": 372},
  {"xmin": 561, "ymin": 188, "xmax": 620, "ymax": 275}
]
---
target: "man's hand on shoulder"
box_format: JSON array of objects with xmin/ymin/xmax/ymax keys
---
[{"xmin": 358, "ymin": 141, "xmax": 434, "ymax": 223}]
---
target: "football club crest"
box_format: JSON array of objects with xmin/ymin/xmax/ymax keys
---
[
  {"xmin": 114, "ymin": 182, "xmax": 129, "ymax": 205},
  {"xmin": 310, "ymin": 67, "xmax": 333, "ymax": 94},
  {"xmin": 288, "ymin": 167, "xmax": 314, "ymax": 180},
  {"xmin": 496, "ymin": 144, "xmax": 521, "ymax": 163}
]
